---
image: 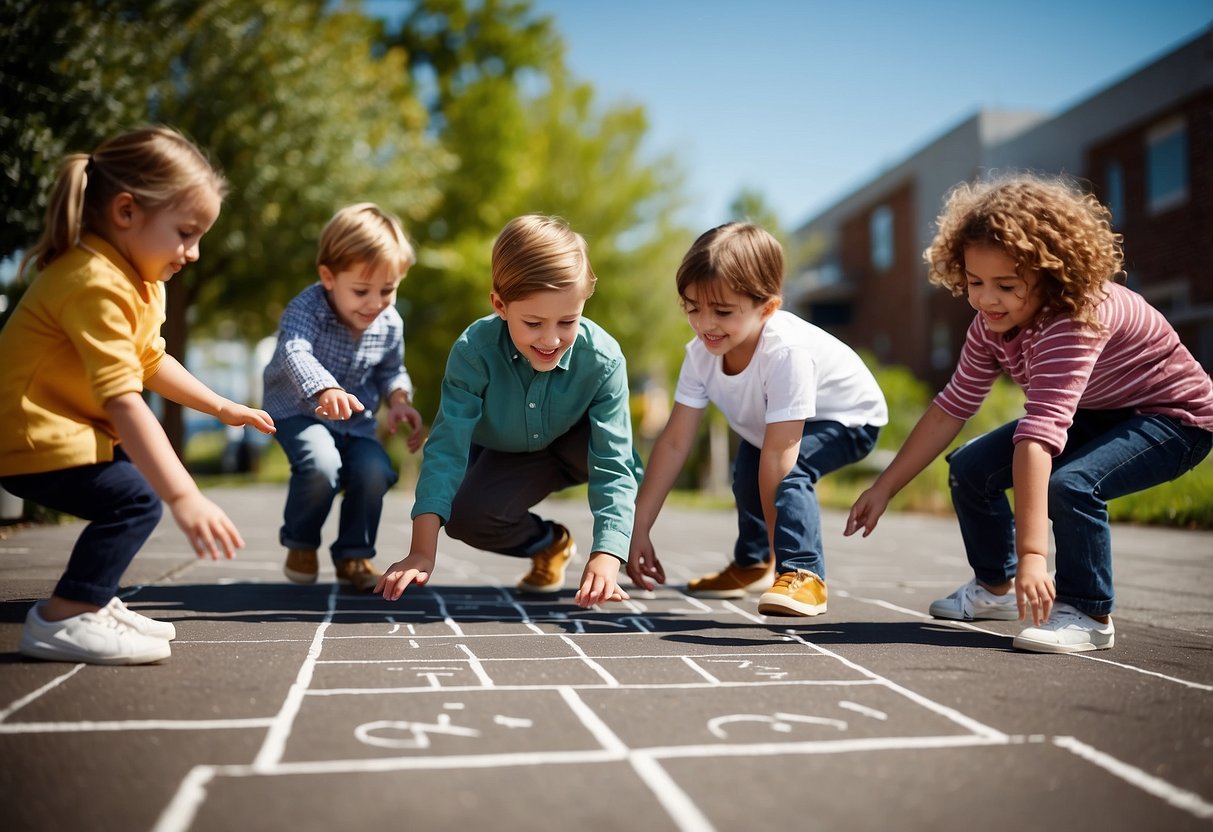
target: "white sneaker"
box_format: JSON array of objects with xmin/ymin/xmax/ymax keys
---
[
  {"xmin": 102, "ymin": 597, "xmax": 176, "ymax": 641},
  {"xmin": 1012, "ymin": 603, "xmax": 1114, "ymax": 653},
  {"xmin": 928, "ymin": 578, "xmax": 1018, "ymax": 620},
  {"xmin": 20, "ymin": 603, "xmax": 172, "ymax": 665}
]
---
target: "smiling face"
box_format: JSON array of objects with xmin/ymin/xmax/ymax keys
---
[
  {"xmin": 963, "ymin": 244, "xmax": 1044, "ymax": 335},
  {"xmin": 113, "ymin": 186, "xmax": 222, "ymax": 283},
  {"xmin": 320, "ymin": 260, "xmax": 404, "ymax": 333},
  {"xmin": 491, "ymin": 288, "xmax": 587, "ymax": 371},
  {"xmin": 681, "ymin": 282, "xmax": 778, "ymax": 374}
]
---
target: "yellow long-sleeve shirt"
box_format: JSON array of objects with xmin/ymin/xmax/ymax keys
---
[{"xmin": 0, "ymin": 234, "xmax": 166, "ymax": 476}]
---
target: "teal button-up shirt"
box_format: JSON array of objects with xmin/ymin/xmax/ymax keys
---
[{"xmin": 412, "ymin": 314, "xmax": 641, "ymax": 559}]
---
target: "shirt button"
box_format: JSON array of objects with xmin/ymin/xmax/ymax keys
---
[
  {"xmin": 532, "ymin": 434, "xmax": 539, "ymax": 439},
  {"xmin": 528, "ymin": 402, "xmax": 536, "ymax": 408}
]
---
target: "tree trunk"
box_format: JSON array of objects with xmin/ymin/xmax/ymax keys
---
[{"xmin": 161, "ymin": 278, "xmax": 193, "ymax": 457}]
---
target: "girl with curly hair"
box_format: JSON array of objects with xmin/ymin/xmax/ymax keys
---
[{"xmin": 845, "ymin": 172, "xmax": 1213, "ymax": 653}]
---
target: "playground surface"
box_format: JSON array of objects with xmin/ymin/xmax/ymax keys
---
[{"xmin": 1, "ymin": 484, "xmax": 1210, "ymax": 831}]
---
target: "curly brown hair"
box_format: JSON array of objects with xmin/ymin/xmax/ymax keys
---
[{"xmin": 923, "ymin": 172, "xmax": 1124, "ymax": 329}]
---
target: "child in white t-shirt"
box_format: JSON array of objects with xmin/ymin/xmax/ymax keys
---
[{"xmin": 626, "ymin": 223, "xmax": 888, "ymax": 616}]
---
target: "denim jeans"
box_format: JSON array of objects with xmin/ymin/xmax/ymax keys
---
[
  {"xmin": 947, "ymin": 410, "xmax": 1212, "ymax": 615},
  {"xmin": 732, "ymin": 421, "xmax": 880, "ymax": 577},
  {"xmin": 0, "ymin": 447, "xmax": 163, "ymax": 606},
  {"xmin": 274, "ymin": 416, "xmax": 397, "ymax": 560}
]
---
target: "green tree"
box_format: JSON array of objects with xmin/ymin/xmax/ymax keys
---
[
  {"xmin": 387, "ymin": 1, "xmax": 692, "ymax": 412},
  {"xmin": 0, "ymin": 0, "xmax": 189, "ymax": 258},
  {"xmin": 728, "ymin": 187, "xmax": 786, "ymax": 243}
]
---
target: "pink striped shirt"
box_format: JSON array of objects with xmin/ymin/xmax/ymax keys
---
[{"xmin": 935, "ymin": 281, "xmax": 1213, "ymax": 455}]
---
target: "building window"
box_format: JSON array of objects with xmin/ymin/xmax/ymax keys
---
[
  {"xmin": 870, "ymin": 206, "xmax": 893, "ymax": 272},
  {"xmin": 1146, "ymin": 117, "xmax": 1188, "ymax": 214},
  {"xmin": 1105, "ymin": 162, "xmax": 1124, "ymax": 227}
]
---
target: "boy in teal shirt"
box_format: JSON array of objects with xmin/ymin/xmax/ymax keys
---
[{"xmin": 377, "ymin": 215, "xmax": 641, "ymax": 607}]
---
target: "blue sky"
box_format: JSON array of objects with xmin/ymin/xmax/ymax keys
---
[{"xmin": 526, "ymin": 0, "xmax": 1212, "ymax": 232}]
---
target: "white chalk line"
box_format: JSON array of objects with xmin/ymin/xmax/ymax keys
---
[
  {"xmin": 112, "ymin": 578, "xmax": 1213, "ymax": 830},
  {"xmin": 250, "ymin": 583, "xmax": 338, "ymax": 772},
  {"xmin": 305, "ymin": 679, "xmax": 876, "ymax": 696},
  {"xmin": 835, "ymin": 588, "xmax": 1213, "ymax": 691},
  {"xmin": 1054, "ymin": 735, "xmax": 1213, "ymax": 819},
  {"xmin": 0, "ymin": 663, "xmax": 83, "ymax": 722},
  {"xmin": 0, "ymin": 717, "xmax": 274, "ymax": 734}
]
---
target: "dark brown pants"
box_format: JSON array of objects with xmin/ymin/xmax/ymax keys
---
[{"xmin": 444, "ymin": 419, "xmax": 590, "ymax": 557}]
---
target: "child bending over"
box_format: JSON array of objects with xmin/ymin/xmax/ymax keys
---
[{"xmin": 846, "ymin": 173, "xmax": 1213, "ymax": 653}]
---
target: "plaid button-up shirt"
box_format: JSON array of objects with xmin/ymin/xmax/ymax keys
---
[{"xmin": 261, "ymin": 283, "xmax": 413, "ymax": 439}]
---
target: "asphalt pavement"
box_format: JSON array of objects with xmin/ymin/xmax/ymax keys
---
[{"xmin": 1, "ymin": 484, "xmax": 1210, "ymax": 831}]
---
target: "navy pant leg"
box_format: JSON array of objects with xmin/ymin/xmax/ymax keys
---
[{"xmin": 1, "ymin": 448, "xmax": 162, "ymax": 606}]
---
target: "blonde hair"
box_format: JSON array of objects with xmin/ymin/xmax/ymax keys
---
[
  {"xmin": 491, "ymin": 215, "xmax": 596, "ymax": 303},
  {"xmin": 924, "ymin": 172, "xmax": 1124, "ymax": 329},
  {"xmin": 317, "ymin": 203, "xmax": 415, "ymax": 276},
  {"xmin": 675, "ymin": 223, "xmax": 784, "ymax": 307},
  {"xmin": 18, "ymin": 125, "xmax": 227, "ymax": 278}
]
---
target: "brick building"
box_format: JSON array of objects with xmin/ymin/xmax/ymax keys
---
[{"xmin": 789, "ymin": 26, "xmax": 1213, "ymax": 390}]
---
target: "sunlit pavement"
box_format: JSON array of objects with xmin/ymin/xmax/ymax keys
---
[{"xmin": 1, "ymin": 485, "xmax": 1211, "ymax": 831}]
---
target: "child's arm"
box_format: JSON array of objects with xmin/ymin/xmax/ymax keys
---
[
  {"xmin": 625, "ymin": 403, "xmax": 705, "ymax": 591},
  {"xmin": 146, "ymin": 355, "xmax": 275, "ymax": 435},
  {"xmin": 387, "ymin": 389, "xmax": 425, "ymax": 453},
  {"xmin": 375, "ymin": 513, "xmax": 441, "ymax": 600},
  {"xmin": 105, "ymin": 392, "xmax": 245, "ymax": 559},
  {"xmin": 1012, "ymin": 439, "xmax": 1055, "ymax": 625},
  {"xmin": 845, "ymin": 403, "xmax": 965, "ymax": 537},
  {"xmin": 314, "ymin": 387, "xmax": 365, "ymax": 420},
  {"xmin": 574, "ymin": 553, "xmax": 631, "ymax": 607},
  {"xmin": 759, "ymin": 420, "xmax": 806, "ymax": 555}
]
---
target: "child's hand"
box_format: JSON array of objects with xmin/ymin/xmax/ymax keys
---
[
  {"xmin": 218, "ymin": 401, "xmax": 276, "ymax": 435},
  {"xmin": 1015, "ymin": 553, "xmax": 1055, "ymax": 626},
  {"xmin": 167, "ymin": 491, "xmax": 244, "ymax": 560},
  {"xmin": 574, "ymin": 552, "xmax": 631, "ymax": 608},
  {"xmin": 845, "ymin": 486, "xmax": 890, "ymax": 537},
  {"xmin": 626, "ymin": 532, "xmax": 666, "ymax": 591},
  {"xmin": 375, "ymin": 552, "xmax": 436, "ymax": 600},
  {"xmin": 389, "ymin": 401, "xmax": 426, "ymax": 453},
  {"xmin": 314, "ymin": 388, "xmax": 365, "ymax": 421}
]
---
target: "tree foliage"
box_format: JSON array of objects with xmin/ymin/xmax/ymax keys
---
[{"xmin": 3, "ymin": 0, "xmax": 693, "ymax": 448}]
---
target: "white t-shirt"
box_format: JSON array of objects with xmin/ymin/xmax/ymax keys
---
[{"xmin": 674, "ymin": 310, "xmax": 888, "ymax": 447}]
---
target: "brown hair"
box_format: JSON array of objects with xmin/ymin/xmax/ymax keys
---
[
  {"xmin": 19, "ymin": 125, "xmax": 227, "ymax": 278},
  {"xmin": 675, "ymin": 222, "xmax": 784, "ymax": 307},
  {"xmin": 491, "ymin": 215, "xmax": 596, "ymax": 303},
  {"xmin": 317, "ymin": 202, "xmax": 415, "ymax": 276},
  {"xmin": 924, "ymin": 172, "xmax": 1124, "ymax": 328}
]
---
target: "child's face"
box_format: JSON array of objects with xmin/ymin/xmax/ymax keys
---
[
  {"xmin": 116, "ymin": 187, "xmax": 221, "ymax": 283},
  {"xmin": 491, "ymin": 288, "xmax": 587, "ymax": 372},
  {"xmin": 320, "ymin": 261, "xmax": 405, "ymax": 333},
  {"xmin": 682, "ymin": 282, "xmax": 778, "ymax": 372},
  {"xmin": 963, "ymin": 244, "xmax": 1044, "ymax": 334}
]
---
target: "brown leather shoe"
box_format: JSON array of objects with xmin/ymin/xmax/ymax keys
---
[
  {"xmin": 284, "ymin": 548, "xmax": 319, "ymax": 584},
  {"xmin": 516, "ymin": 523, "xmax": 576, "ymax": 594},
  {"xmin": 334, "ymin": 558, "xmax": 382, "ymax": 592},
  {"xmin": 686, "ymin": 558, "xmax": 775, "ymax": 598}
]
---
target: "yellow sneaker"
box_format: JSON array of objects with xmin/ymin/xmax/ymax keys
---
[
  {"xmin": 687, "ymin": 559, "xmax": 774, "ymax": 598},
  {"xmin": 517, "ymin": 524, "xmax": 576, "ymax": 594},
  {"xmin": 757, "ymin": 569, "xmax": 828, "ymax": 616},
  {"xmin": 284, "ymin": 548, "xmax": 318, "ymax": 584},
  {"xmin": 334, "ymin": 558, "xmax": 382, "ymax": 592}
]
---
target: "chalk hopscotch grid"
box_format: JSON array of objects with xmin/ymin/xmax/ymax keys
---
[{"xmin": 1, "ymin": 574, "xmax": 1210, "ymax": 830}]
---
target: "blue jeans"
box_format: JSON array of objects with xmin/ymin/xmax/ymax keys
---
[
  {"xmin": 0, "ymin": 447, "xmax": 163, "ymax": 606},
  {"xmin": 274, "ymin": 416, "xmax": 397, "ymax": 560},
  {"xmin": 733, "ymin": 421, "xmax": 880, "ymax": 577},
  {"xmin": 947, "ymin": 411, "xmax": 1212, "ymax": 616}
]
